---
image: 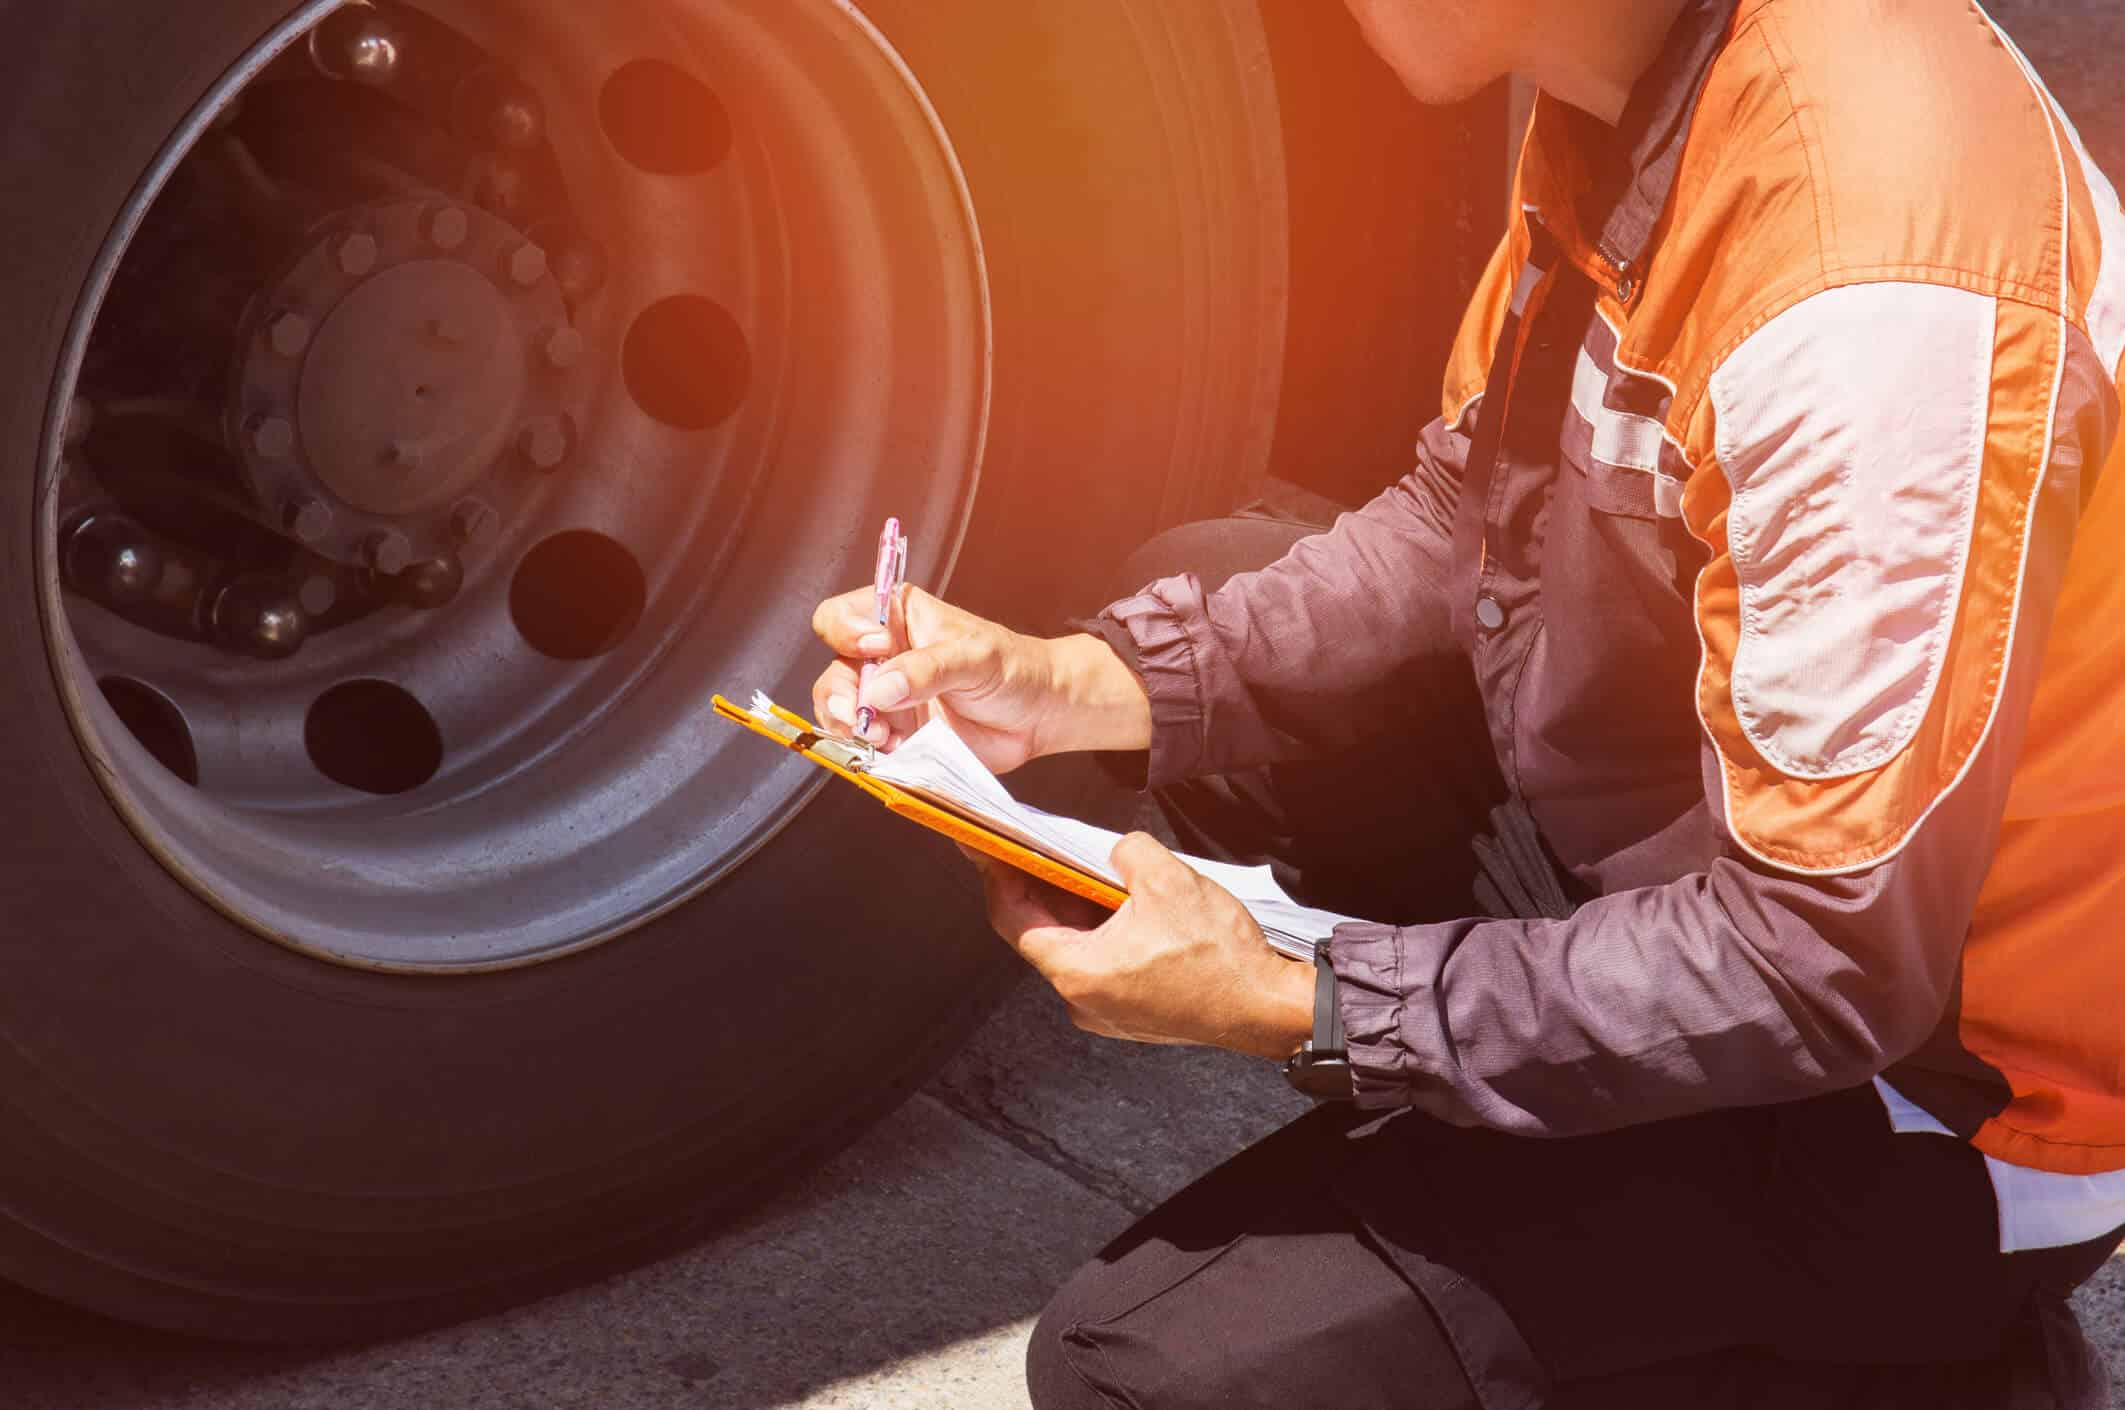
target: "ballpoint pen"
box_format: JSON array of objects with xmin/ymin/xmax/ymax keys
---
[{"xmin": 856, "ymin": 516, "xmax": 908, "ymax": 739}]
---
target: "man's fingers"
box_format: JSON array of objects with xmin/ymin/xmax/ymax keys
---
[
  {"xmin": 860, "ymin": 634, "xmax": 995, "ymax": 715},
  {"xmin": 887, "ymin": 584, "xmax": 948, "ymax": 652},
  {"xmin": 810, "ymin": 588, "xmax": 895, "ymax": 657},
  {"xmin": 1109, "ymin": 831, "xmax": 1189, "ymax": 894},
  {"xmin": 969, "ymin": 856, "xmax": 1099, "ymax": 969},
  {"xmin": 811, "ymin": 659, "xmax": 862, "ymax": 735},
  {"xmin": 977, "ymin": 847, "xmax": 1114, "ymax": 929},
  {"xmin": 810, "ymin": 660, "xmax": 908, "ymax": 748},
  {"xmin": 812, "ymin": 582, "xmax": 963, "ymax": 658},
  {"xmin": 1010, "ymin": 921, "xmax": 1090, "ymax": 980},
  {"xmin": 962, "ymin": 846, "xmax": 1209, "ymax": 1050},
  {"xmin": 978, "ymin": 858, "xmax": 1072, "ymax": 943}
]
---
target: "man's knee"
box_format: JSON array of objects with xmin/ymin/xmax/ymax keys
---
[
  {"xmin": 1024, "ymin": 1270, "xmax": 1109, "ymax": 1410},
  {"xmin": 1105, "ymin": 513, "xmax": 1320, "ymax": 607},
  {"xmin": 1024, "ymin": 1221, "xmax": 1484, "ymax": 1410}
]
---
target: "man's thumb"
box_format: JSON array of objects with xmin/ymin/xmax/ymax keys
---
[
  {"xmin": 864, "ymin": 635, "xmax": 991, "ymax": 711},
  {"xmin": 1109, "ymin": 832, "xmax": 1184, "ymax": 893}
]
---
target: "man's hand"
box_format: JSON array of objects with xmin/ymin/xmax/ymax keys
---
[
  {"xmin": 810, "ymin": 585, "xmax": 1064, "ymax": 772},
  {"xmin": 809, "ymin": 585, "xmax": 1151, "ymax": 773},
  {"xmin": 961, "ymin": 833, "xmax": 1315, "ymax": 1060}
]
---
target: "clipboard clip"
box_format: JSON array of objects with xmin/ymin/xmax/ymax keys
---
[
  {"xmin": 815, "ymin": 735, "xmax": 879, "ymax": 772},
  {"xmin": 746, "ymin": 691, "xmax": 877, "ymax": 772}
]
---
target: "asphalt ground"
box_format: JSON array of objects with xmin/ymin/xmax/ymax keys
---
[
  {"xmin": 0, "ymin": 971, "xmax": 2118, "ymax": 1409},
  {"xmin": 6, "ymin": 2, "xmax": 2124, "ymax": 1404},
  {"xmin": 0, "ymin": 969, "xmax": 1307, "ymax": 1409}
]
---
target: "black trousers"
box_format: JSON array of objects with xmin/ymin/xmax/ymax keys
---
[{"xmin": 1027, "ymin": 513, "xmax": 2124, "ymax": 1410}]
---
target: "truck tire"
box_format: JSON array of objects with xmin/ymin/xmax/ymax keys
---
[
  {"xmin": 0, "ymin": 0, "xmax": 1290, "ymax": 1340},
  {"xmin": 0, "ymin": 0, "xmax": 1513, "ymax": 1342}
]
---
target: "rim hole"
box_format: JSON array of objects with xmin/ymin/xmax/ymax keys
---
[
  {"xmin": 99, "ymin": 678, "xmax": 199, "ymax": 787},
  {"xmin": 305, "ymin": 681, "xmax": 442, "ymax": 796},
  {"xmin": 623, "ymin": 295, "xmax": 751, "ymax": 431},
  {"xmin": 599, "ymin": 60, "xmax": 733, "ymax": 176},
  {"xmin": 510, "ymin": 531, "xmax": 646, "ymax": 661}
]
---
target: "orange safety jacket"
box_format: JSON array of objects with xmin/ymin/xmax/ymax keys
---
[
  {"xmin": 1518, "ymin": 0, "xmax": 2125, "ymax": 1174},
  {"xmin": 1100, "ymin": 0, "xmax": 2125, "ymax": 1173}
]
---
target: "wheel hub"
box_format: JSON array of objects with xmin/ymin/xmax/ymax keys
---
[
  {"xmin": 42, "ymin": 0, "xmax": 991, "ymax": 972},
  {"xmin": 231, "ymin": 197, "xmax": 580, "ymax": 566},
  {"xmin": 299, "ymin": 259, "xmax": 521, "ymax": 515}
]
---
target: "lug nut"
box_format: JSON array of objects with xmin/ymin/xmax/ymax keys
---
[
  {"xmin": 504, "ymin": 242, "xmax": 548, "ymax": 288},
  {"xmin": 108, "ymin": 543, "xmax": 162, "ymax": 600},
  {"xmin": 250, "ymin": 415, "xmax": 296, "ymax": 460},
  {"xmin": 451, "ymin": 499, "xmax": 499, "ymax": 548},
  {"xmin": 336, "ymin": 231, "xmax": 380, "ymax": 278},
  {"xmin": 298, "ymin": 574, "xmax": 339, "ymax": 617},
  {"xmin": 363, "ymin": 531, "xmax": 414, "ymax": 578},
  {"xmin": 474, "ymin": 156, "xmax": 532, "ymax": 221},
  {"xmin": 489, "ymin": 87, "xmax": 546, "ymax": 151},
  {"xmin": 212, "ymin": 577, "xmax": 308, "ymax": 660},
  {"xmin": 63, "ymin": 516, "xmax": 162, "ymax": 603},
  {"xmin": 556, "ymin": 249, "xmax": 607, "ymax": 304},
  {"xmin": 268, "ymin": 311, "xmax": 311, "ymax": 360},
  {"xmin": 397, "ymin": 553, "xmax": 464, "ymax": 610},
  {"xmin": 348, "ymin": 32, "xmax": 400, "ymax": 85},
  {"xmin": 311, "ymin": 5, "xmax": 403, "ymax": 82},
  {"xmin": 543, "ymin": 326, "xmax": 584, "ymax": 370},
  {"xmin": 427, "ymin": 205, "xmax": 471, "ymax": 252},
  {"xmin": 282, "ymin": 497, "xmax": 334, "ymax": 545},
  {"xmin": 518, "ymin": 416, "xmax": 570, "ymax": 471},
  {"xmin": 312, "ymin": 7, "xmax": 402, "ymax": 85},
  {"xmin": 342, "ymin": 27, "xmax": 401, "ymax": 86}
]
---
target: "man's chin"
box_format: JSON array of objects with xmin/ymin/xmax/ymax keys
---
[{"xmin": 1389, "ymin": 67, "xmax": 1504, "ymax": 107}]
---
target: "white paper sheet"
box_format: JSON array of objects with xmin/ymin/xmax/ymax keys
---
[{"xmin": 865, "ymin": 713, "xmax": 1366, "ymax": 960}]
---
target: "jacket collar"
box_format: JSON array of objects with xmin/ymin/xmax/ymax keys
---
[{"xmin": 1520, "ymin": 0, "xmax": 1741, "ymax": 290}]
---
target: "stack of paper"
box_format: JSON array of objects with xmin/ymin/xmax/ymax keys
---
[{"xmin": 860, "ymin": 708, "xmax": 1366, "ymax": 960}]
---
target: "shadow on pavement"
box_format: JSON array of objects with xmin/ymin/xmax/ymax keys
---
[
  {"xmin": 0, "ymin": 1079, "xmax": 1120, "ymax": 1410},
  {"xmin": 0, "ymin": 970, "xmax": 1306, "ymax": 1410}
]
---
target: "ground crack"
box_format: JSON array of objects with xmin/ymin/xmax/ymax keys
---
[{"xmin": 924, "ymin": 1071, "xmax": 1153, "ymax": 1219}]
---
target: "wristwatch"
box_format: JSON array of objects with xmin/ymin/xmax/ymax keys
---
[{"xmin": 1282, "ymin": 943, "xmax": 1354, "ymax": 1101}]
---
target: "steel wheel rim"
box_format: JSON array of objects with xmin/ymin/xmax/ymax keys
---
[{"xmin": 37, "ymin": 0, "xmax": 991, "ymax": 971}]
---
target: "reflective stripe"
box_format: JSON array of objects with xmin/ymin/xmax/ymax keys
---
[
  {"xmin": 1710, "ymin": 282, "xmax": 1997, "ymax": 781},
  {"xmin": 1566, "ymin": 345, "xmax": 1686, "ymax": 517},
  {"xmin": 1508, "ymin": 260, "xmax": 1547, "ymax": 318},
  {"xmin": 1570, "ymin": 346, "xmax": 1665, "ymax": 472},
  {"xmin": 1875, "ymin": 1078, "xmax": 2125, "ymax": 1253}
]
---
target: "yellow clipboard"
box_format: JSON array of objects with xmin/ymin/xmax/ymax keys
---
[{"xmin": 711, "ymin": 694, "xmax": 1128, "ymax": 912}]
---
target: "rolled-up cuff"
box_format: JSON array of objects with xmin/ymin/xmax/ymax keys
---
[
  {"xmin": 1329, "ymin": 921, "xmax": 1445, "ymax": 1111},
  {"xmin": 1098, "ymin": 576, "xmax": 1212, "ymax": 789}
]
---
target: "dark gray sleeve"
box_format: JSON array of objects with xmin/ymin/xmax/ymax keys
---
[
  {"xmin": 1329, "ymin": 853, "xmax": 1952, "ymax": 1131},
  {"xmin": 1328, "ymin": 427, "xmax": 2083, "ymax": 1134},
  {"xmin": 1091, "ymin": 417, "xmax": 1468, "ymax": 789}
]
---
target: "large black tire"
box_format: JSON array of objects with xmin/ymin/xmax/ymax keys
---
[{"xmin": 0, "ymin": 0, "xmax": 1294, "ymax": 1340}]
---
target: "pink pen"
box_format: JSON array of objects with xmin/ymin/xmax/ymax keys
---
[{"xmin": 855, "ymin": 517, "xmax": 908, "ymax": 738}]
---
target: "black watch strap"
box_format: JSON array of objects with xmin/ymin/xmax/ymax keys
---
[{"xmin": 1282, "ymin": 943, "xmax": 1354, "ymax": 1101}]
